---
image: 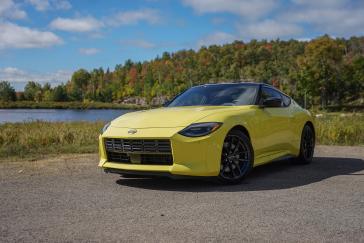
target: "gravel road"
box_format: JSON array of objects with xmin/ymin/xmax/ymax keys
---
[{"xmin": 0, "ymin": 145, "xmax": 363, "ymax": 242}]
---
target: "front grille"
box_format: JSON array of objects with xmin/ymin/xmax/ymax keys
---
[
  {"xmin": 105, "ymin": 138, "xmax": 173, "ymax": 165},
  {"xmin": 105, "ymin": 152, "xmax": 173, "ymax": 165},
  {"xmin": 105, "ymin": 138, "xmax": 171, "ymax": 153},
  {"xmin": 141, "ymin": 154, "xmax": 173, "ymax": 165},
  {"xmin": 107, "ymin": 152, "xmax": 131, "ymax": 163}
]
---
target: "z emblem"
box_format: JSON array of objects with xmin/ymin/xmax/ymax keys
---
[{"xmin": 128, "ymin": 129, "xmax": 137, "ymax": 134}]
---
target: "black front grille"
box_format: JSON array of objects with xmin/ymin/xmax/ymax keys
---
[
  {"xmin": 105, "ymin": 138, "xmax": 173, "ymax": 165},
  {"xmin": 141, "ymin": 154, "xmax": 173, "ymax": 165},
  {"xmin": 107, "ymin": 152, "xmax": 131, "ymax": 163},
  {"xmin": 105, "ymin": 138, "xmax": 171, "ymax": 153},
  {"xmin": 106, "ymin": 152, "xmax": 173, "ymax": 165}
]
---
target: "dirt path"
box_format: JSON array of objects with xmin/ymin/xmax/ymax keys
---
[{"xmin": 0, "ymin": 145, "xmax": 363, "ymax": 242}]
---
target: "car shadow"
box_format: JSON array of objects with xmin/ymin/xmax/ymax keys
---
[{"xmin": 115, "ymin": 157, "xmax": 364, "ymax": 192}]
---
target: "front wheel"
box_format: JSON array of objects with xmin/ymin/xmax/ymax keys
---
[
  {"xmin": 218, "ymin": 130, "xmax": 253, "ymax": 184},
  {"xmin": 294, "ymin": 124, "xmax": 315, "ymax": 164}
]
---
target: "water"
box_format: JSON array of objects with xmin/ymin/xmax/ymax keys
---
[{"xmin": 0, "ymin": 109, "xmax": 133, "ymax": 123}]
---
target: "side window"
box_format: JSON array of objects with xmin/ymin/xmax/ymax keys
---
[{"xmin": 261, "ymin": 87, "xmax": 283, "ymax": 107}]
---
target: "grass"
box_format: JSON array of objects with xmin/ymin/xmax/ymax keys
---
[
  {"xmin": 315, "ymin": 113, "xmax": 364, "ymax": 146},
  {"xmin": 0, "ymin": 114, "xmax": 362, "ymax": 160},
  {"xmin": 0, "ymin": 121, "xmax": 104, "ymax": 161},
  {"xmin": 0, "ymin": 101, "xmax": 146, "ymax": 110}
]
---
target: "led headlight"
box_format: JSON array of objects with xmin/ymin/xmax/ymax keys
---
[
  {"xmin": 178, "ymin": 122, "xmax": 222, "ymax": 137},
  {"xmin": 101, "ymin": 122, "xmax": 111, "ymax": 134}
]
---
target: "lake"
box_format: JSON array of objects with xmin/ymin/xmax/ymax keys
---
[{"xmin": 0, "ymin": 109, "xmax": 133, "ymax": 123}]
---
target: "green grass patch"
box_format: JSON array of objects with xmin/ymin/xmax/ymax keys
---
[
  {"xmin": 0, "ymin": 121, "xmax": 103, "ymax": 160},
  {"xmin": 315, "ymin": 113, "xmax": 364, "ymax": 146}
]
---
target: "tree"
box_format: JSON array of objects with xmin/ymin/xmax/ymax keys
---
[
  {"xmin": 14, "ymin": 36, "xmax": 363, "ymax": 107},
  {"xmin": 296, "ymin": 35, "xmax": 345, "ymax": 107},
  {"xmin": 0, "ymin": 81, "xmax": 16, "ymax": 101},
  {"xmin": 52, "ymin": 85, "xmax": 68, "ymax": 101},
  {"xmin": 70, "ymin": 69, "xmax": 90, "ymax": 100},
  {"xmin": 24, "ymin": 81, "xmax": 42, "ymax": 101}
]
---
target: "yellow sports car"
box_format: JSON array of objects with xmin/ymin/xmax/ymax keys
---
[{"xmin": 99, "ymin": 83, "xmax": 315, "ymax": 183}]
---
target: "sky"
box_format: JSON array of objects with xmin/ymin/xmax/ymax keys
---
[{"xmin": 1, "ymin": 0, "xmax": 364, "ymax": 90}]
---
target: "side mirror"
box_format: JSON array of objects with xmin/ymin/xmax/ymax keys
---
[{"xmin": 262, "ymin": 97, "xmax": 282, "ymax": 108}]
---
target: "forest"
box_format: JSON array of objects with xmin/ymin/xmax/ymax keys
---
[{"xmin": 1, "ymin": 35, "xmax": 363, "ymax": 108}]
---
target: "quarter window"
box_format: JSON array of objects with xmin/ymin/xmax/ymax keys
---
[
  {"xmin": 281, "ymin": 94, "xmax": 291, "ymax": 107},
  {"xmin": 261, "ymin": 87, "xmax": 283, "ymax": 107},
  {"xmin": 260, "ymin": 87, "xmax": 291, "ymax": 107}
]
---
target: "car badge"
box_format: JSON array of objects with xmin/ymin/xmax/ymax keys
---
[{"xmin": 128, "ymin": 128, "xmax": 137, "ymax": 134}]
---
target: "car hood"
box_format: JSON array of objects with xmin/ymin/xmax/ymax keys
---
[{"xmin": 111, "ymin": 106, "xmax": 241, "ymax": 129}]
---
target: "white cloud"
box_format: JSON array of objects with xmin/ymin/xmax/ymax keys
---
[
  {"xmin": 297, "ymin": 37, "xmax": 312, "ymax": 42},
  {"xmin": 197, "ymin": 32, "xmax": 236, "ymax": 47},
  {"xmin": 26, "ymin": 0, "xmax": 71, "ymax": 11},
  {"xmin": 0, "ymin": 67, "xmax": 72, "ymax": 84},
  {"xmin": 182, "ymin": 0, "xmax": 277, "ymax": 19},
  {"xmin": 282, "ymin": 1, "xmax": 364, "ymax": 36},
  {"xmin": 292, "ymin": 0, "xmax": 349, "ymax": 8},
  {"xmin": 238, "ymin": 20, "xmax": 302, "ymax": 40},
  {"xmin": 53, "ymin": 0, "xmax": 71, "ymax": 10},
  {"xmin": 50, "ymin": 9, "xmax": 159, "ymax": 33},
  {"xmin": 0, "ymin": 22, "xmax": 63, "ymax": 49},
  {"xmin": 121, "ymin": 39, "xmax": 156, "ymax": 49},
  {"xmin": 50, "ymin": 17, "xmax": 103, "ymax": 32},
  {"xmin": 107, "ymin": 9, "xmax": 161, "ymax": 26},
  {"xmin": 27, "ymin": 0, "xmax": 50, "ymax": 11},
  {"xmin": 79, "ymin": 48, "xmax": 100, "ymax": 55},
  {"xmin": 0, "ymin": 0, "xmax": 27, "ymax": 19}
]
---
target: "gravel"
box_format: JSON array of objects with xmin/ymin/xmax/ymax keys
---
[{"xmin": 0, "ymin": 145, "xmax": 363, "ymax": 242}]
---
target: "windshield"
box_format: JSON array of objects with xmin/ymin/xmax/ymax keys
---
[{"xmin": 168, "ymin": 84, "xmax": 259, "ymax": 107}]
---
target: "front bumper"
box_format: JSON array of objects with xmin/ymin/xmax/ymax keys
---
[{"xmin": 98, "ymin": 126, "xmax": 226, "ymax": 177}]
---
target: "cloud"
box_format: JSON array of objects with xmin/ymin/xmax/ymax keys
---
[
  {"xmin": 79, "ymin": 48, "xmax": 100, "ymax": 55},
  {"xmin": 182, "ymin": 0, "xmax": 277, "ymax": 19},
  {"xmin": 0, "ymin": 0, "xmax": 27, "ymax": 19},
  {"xmin": 282, "ymin": 0, "xmax": 364, "ymax": 36},
  {"xmin": 211, "ymin": 17, "xmax": 226, "ymax": 25},
  {"xmin": 291, "ymin": 0, "xmax": 349, "ymax": 8},
  {"xmin": 0, "ymin": 22, "xmax": 63, "ymax": 49},
  {"xmin": 26, "ymin": 0, "xmax": 71, "ymax": 11},
  {"xmin": 26, "ymin": 0, "xmax": 50, "ymax": 11},
  {"xmin": 0, "ymin": 67, "xmax": 72, "ymax": 88},
  {"xmin": 121, "ymin": 39, "xmax": 156, "ymax": 49},
  {"xmin": 238, "ymin": 20, "xmax": 303, "ymax": 40},
  {"xmin": 185, "ymin": 0, "xmax": 364, "ymax": 40},
  {"xmin": 53, "ymin": 0, "xmax": 71, "ymax": 10},
  {"xmin": 50, "ymin": 17, "xmax": 103, "ymax": 32},
  {"xmin": 197, "ymin": 31, "xmax": 236, "ymax": 47},
  {"xmin": 107, "ymin": 9, "xmax": 161, "ymax": 26}
]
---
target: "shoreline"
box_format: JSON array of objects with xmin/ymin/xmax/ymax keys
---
[{"xmin": 0, "ymin": 101, "xmax": 148, "ymax": 110}]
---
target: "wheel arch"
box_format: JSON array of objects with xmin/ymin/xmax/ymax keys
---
[{"xmin": 228, "ymin": 125, "xmax": 251, "ymax": 141}]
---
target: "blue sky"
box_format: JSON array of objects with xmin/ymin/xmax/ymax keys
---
[{"xmin": 1, "ymin": 0, "xmax": 364, "ymax": 90}]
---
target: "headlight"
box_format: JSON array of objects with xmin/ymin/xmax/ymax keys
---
[
  {"xmin": 178, "ymin": 122, "xmax": 222, "ymax": 137},
  {"xmin": 101, "ymin": 122, "xmax": 111, "ymax": 134}
]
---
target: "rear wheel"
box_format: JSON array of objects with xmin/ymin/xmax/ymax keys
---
[
  {"xmin": 218, "ymin": 130, "xmax": 253, "ymax": 184},
  {"xmin": 294, "ymin": 124, "xmax": 315, "ymax": 164}
]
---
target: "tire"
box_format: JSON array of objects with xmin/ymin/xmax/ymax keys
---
[
  {"xmin": 294, "ymin": 124, "xmax": 315, "ymax": 164},
  {"xmin": 218, "ymin": 130, "xmax": 253, "ymax": 184}
]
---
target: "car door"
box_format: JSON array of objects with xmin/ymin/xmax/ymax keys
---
[{"xmin": 254, "ymin": 86, "xmax": 293, "ymax": 159}]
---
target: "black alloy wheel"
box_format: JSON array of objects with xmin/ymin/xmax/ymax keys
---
[
  {"xmin": 295, "ymin": 124, "xmax": 315, "ymax": 164},
  {"xmin": 218, "ymin": 130, "xmax": 253, "ymax": 184}
]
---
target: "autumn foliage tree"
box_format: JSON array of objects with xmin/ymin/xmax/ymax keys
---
[{"xmin": 2, "ymin": 36, "xmax": 363, "ymax": 108}]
